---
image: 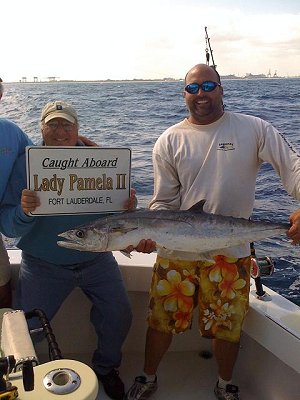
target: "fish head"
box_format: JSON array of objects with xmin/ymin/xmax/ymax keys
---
[{"xmin": 57, "ymin": 225, "xmax": 110, "ymax": 252}]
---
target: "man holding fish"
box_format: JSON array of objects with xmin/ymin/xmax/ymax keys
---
[
  {"xmin": 55, "ymin": 65, "xmax": 300, "ymax": 399},
  {"xmin": 122, "ymin": 64, "xmax": 300, "ymax": 400}
]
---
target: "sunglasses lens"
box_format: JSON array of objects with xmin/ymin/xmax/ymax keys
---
[
  {"xmin": 185, "ymin": 83, "xmax": 200, "ymax": 94},
  {"xmin": 185, "ymin": 81, "xmax": 219, "ymax": 94},
  {"xmin": 201, "ymin": 81, "xmax": 217, "ymax": 92}
]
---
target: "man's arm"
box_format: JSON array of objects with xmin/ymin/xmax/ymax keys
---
[
  {"xmin": 0, "ymin": 188, "xmax": 39, "ymax": 238},
  {"xmin": 149, "ymin": 153, "xmax": 181, "ymax": 210},
  {"xmin": 0, "ymin": 121, "xmax": 32, "ymax": 201},
  {"xmin": 258, "ymin": 123, "xmax": 300, "ymax": 201},
  {"xmin": 0, "ymin": 204, "xmax": 36, "ymax": 238},
  {"xmin": 288, "ymin": 209, "xmax": 300, "ymax": 245},
  {"xmin": 0, "ymin": 154, "xmax": 36, "ymax": 238}
]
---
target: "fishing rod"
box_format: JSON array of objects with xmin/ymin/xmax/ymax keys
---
[
  {"xmin": 204, "ymin": 27, "xmax": 224, "ymax": 110},
  {"xmin": 205, "ymin": 26, "xmax": 217, "ymax": 69}
]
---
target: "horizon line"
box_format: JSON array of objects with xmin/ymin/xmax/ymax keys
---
[{"xmin": 5, "ymin": 73, "xmax": 300, "ymax": 84}]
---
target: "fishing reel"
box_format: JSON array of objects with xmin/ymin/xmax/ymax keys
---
[
  {"xmin": 250, "ymin": 242, "xmax": 275, "ymax": 301},
  {"xmin": 0, "ymin": 354, "xmax": 35, "ymax": 399},
  {"xmin": 0, "ymin": 356, "xmax": 18, "ymax": 400},
  {"xmin": 250, "ymin": 256, "xmax": 275, "ymax": 279}
]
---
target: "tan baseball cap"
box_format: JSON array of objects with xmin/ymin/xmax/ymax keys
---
[{"xmin": 41, "ymin": 101, "xmax": 78, "ymax": 124}]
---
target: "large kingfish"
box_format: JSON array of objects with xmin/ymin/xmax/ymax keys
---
[{"xmin": 57, "ymin": 201, "xmax": 290, "ymax": 255}]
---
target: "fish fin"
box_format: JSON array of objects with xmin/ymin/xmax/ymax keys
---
[
  {"xmin": 120, "ymin": 249, "xmax": 132, "ymax": 258},
  {"xmin": 111, "ymin": 226, "xmax": 138, "ymax": 234},
  {"xmin": 188, "ymin": 199, "xmax": 206, "ymax": 212}
]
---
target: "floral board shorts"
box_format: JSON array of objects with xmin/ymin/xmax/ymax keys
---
[{"xmin": 147, "ymin": 255, "xmax": 251, "ymax": 343}]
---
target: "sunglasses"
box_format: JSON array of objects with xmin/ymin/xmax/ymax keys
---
[
  {"xmin": 185, "ymin": 81, "xmax": 221, "ymax": 94},
  {"xmin": 46, "ymin": 121, "xmax": 75, "ymax": 132}
]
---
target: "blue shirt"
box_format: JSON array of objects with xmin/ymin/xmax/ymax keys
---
[{"xmin": 0, "ymin": 118, "xmax": 32, "ymax": 201}]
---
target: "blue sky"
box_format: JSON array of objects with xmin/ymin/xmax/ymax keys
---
[{"xmin": 1, "ymin": 0, "xmax": 300, "ymax": 81}]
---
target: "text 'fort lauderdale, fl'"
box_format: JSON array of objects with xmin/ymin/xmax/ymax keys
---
[{"xmin": 26, "ymin": 146, "xmax": 131, "ymax": 216}]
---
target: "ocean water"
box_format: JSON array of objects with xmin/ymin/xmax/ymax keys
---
[{"xmin": 1, "ymin": 78, "xmax": 300, "ymax": 306}]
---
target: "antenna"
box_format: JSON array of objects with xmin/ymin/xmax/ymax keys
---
[{"xmin": 205, "ymin": 27, "xmax": 217, "ymax": 69}]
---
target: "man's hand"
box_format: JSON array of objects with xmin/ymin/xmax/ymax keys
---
[
  {"xmin": 0, "ymin": 280, "xmax": 12, "ymax": 308},
  {"xmin": 21, "ymin": 189, "xmax": 40, "ymax": 215},
  {"xmin": 124, "ymin": 188, "xmax": 138, "ymax": 210},
  {"xmin": 78, "ymin": 135, "xmax": 98, "ymax": 147},
  {"xmin": 288, "ymin": 208, "xmax": 300, "ymax": 245},
  {"xmin": 125, "ymin": 239, "xmax": 156, "ymax": 255}
]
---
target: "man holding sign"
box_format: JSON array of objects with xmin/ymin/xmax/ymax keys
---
[{"xmin": 0, "ymin": 101, "xmax": 136, "ymax": 400}]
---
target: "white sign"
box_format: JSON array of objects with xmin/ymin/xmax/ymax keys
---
[{"xmin": 26, "ymin": 146, "xmax": 131, "ymax": 215}]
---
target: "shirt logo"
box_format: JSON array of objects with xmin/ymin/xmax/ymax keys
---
[{"xmin": 217, "ymin": 142, "xmax": 235, "ymax": 151}]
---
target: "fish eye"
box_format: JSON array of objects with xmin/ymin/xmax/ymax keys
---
[{"xmin": 75, "ymin": 230, "xmax": 85, "ymax": 239}]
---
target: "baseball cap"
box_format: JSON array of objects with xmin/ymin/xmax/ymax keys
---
[{"xmin": 41, "ymin": 101, "xmax": 78, "ymax": 124}]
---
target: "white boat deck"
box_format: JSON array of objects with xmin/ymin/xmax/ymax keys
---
[
  {"xmin": 102, "ymin": 348, "xmax": 299, "ymax": 400},
  {"xmin": 4, "ymin": 250, "xmax": 300, "ymax": 400},
  {"xmin": 53, "ymin": 330, "xmax": 300, "ymax": 400},
  {"xmin": 98, "ymin": 351, "xmax": 220, "ymax": 400}
]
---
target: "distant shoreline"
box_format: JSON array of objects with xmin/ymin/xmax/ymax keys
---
[{"xmin": 5, "ymin": 76, "xmax": 300, "ymax": 84}]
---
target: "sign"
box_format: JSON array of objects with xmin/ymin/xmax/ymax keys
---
[{"xmin": 26, "ymin": 146, "xmax": 131, "ymax": 215}]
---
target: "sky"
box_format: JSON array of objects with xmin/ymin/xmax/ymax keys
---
[{"xmin": 1, "ymin": 0, "xmax": 300, "ymax": 81}]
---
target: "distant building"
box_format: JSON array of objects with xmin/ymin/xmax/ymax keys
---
[
  {"xmin": 220, "ymin": 74, "xmax": 240, "ymax": 80},
  {"xmin": 47, "ymin": 77, "xmax": 60, "ymax": 82},
  {"xmin": 245, "ymin": 73, "xmax": 267, "ymax": 79}
]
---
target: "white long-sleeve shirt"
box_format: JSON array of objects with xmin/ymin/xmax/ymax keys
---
[{"xmin": 150, "ymin": 112, "xmax": 300, "ymax": 259}]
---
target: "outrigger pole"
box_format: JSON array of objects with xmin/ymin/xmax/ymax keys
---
[{"xmin": 205, "ymin": 26, "xmax": 217, "ymax": 69}]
